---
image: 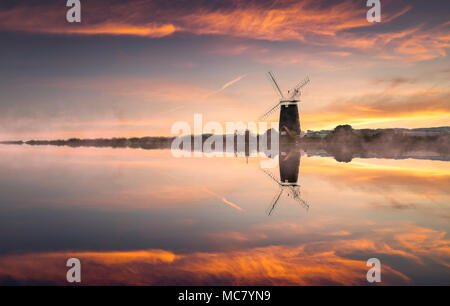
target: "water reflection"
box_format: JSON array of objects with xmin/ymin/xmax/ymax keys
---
[
  {"xmin": 262, "ymin": 142, "xmax": 308, "ymax": 215},
  {"xmin": 0, "ymin": 143, "xmax": 449, "ymax": 285}
]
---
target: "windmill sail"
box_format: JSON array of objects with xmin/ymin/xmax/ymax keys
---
[
  {"xmin": 266, "ymin": 188, "xmax": 284, "ymax": 216},
  {"xmin": 261, "ymin": 146, "xmax": 309, "ymax": 216},
  {"xmin": 259, "ymin": 71, "xmax": 310, "ymax": 140},
  {"xmin": 287, "ymin": 76, "xmax": 310, "ymax": 100},
  {"xmin": 259, "ymin": 102, "xmax": 281, "ymax": 120},
  {"xmin": 267, "ymin": 71, "xmax": 285, "ymax": 99}
]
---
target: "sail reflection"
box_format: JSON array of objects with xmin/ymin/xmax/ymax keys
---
[{"xmin": 261, "ymin": 142, "xmax": 308, "ymax": 215}]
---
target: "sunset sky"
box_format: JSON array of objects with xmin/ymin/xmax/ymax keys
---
[{"xmin": 0, "ymin": 0, "xmax": 449, "ymax": 139}]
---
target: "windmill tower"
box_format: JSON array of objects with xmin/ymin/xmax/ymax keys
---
[
  {"xmin": 260, "ymin": 72, "xmax": 310, "ymax": 140},
  {"xmin": 261, "ymin": 143, "xmax": 309, "ymax": 216}
]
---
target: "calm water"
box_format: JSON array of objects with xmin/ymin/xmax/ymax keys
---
[{"xmin": 0, "ymin": 144, "xmax": 449, "ymax": 285}]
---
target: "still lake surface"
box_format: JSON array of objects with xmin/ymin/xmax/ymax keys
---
[{"xmin": 0, "ymin": 144, "xmax": 449, "ymax": 285}]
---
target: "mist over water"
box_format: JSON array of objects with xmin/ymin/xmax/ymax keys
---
[{"xmin": 0, "ymin": 142, "xmax": 449, "ymax": 285}]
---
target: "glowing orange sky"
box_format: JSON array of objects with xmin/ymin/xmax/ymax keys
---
[{"xmin": 0, "ymin": 0, "xmax": 449, "ymax": 139}]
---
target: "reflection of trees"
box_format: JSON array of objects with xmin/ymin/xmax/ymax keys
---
[{"xmin": 11, "ymin": 124, "xmax": 450, "ymax": 162}]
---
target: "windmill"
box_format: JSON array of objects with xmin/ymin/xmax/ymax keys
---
[
  {"xmin": 260, "ymin": 71, "xmax": 310, "ymax": 139},
  {"xmin": 261, "ymin": 143, "xmax": 309, "ymax": 216}
]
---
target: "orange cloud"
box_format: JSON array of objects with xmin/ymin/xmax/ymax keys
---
[
  {"xmin": 2, "ymin": 223, "xmax": 448, "ymax": 285},
  {"xmin": 178, "ymin": 0, "xmax": 369, "ymax": 41},
  {"xmin": 68, "ymin": 23, "xmax": 176, "ymax": 37},
  {"xmin": 0, "ymin": 245, "xmax": 395, "ymax": 285},
  {"xmin": 2, "ymin": 0, "xmax": 446, "ymax": 62}
]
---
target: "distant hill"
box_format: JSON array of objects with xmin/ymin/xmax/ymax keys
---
[
  {"xmin": 306, "ymin": 126, "xmax": 450, "ymax": 137},
  {"xmin": 408, "ymin": 127, "xmax": 450, "ymax": 132}
]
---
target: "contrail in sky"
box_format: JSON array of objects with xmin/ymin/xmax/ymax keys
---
[
  {"xmin": 204, "ymin": 74, "xmax": 246, "ymax": 98},
  {"xmin": 203, "ymin": 188, "xmax": 244, "ymax": 211}
]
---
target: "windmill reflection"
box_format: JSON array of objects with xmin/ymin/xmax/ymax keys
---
[
  {"xmin": 261, "ymin": 142, "xmax": 309, "ymax": 216},
  {"xmin": 176, "ymin": 132, "xmax": 309, "ymax": 215}
]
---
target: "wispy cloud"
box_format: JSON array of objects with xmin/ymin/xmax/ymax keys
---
[
  {"xmin": 68, "ymin": 23, "xmax": 176, "ymax": 37},
  {"xmin": 372, "ymin": 77, "xmax": 417, "ymax": 88},
  {"xmin": 4, "ymin": 223, "xmax": 448, "ymax": 284},
  {"xmin": 204, "ymin": 74, "xmax": 246, "ymax": 98},
  {"xmin": 203, "ymin": 187, "xmax": 243, "ymax": 211},
  {"xmin": 1, "ymin": 0, "xmax": 447, "ymax": 62}
]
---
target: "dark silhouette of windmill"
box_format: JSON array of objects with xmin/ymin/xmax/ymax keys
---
[
  {"xmin": 261, "ymin": 142, "xmax": 309, "ymax": 216},
  {"xmin": 260, "ymin": 72, "xmax": 309, "ymax": 140}
]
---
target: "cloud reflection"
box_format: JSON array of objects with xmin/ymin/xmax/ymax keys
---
[{"xmin": 2, "ymin": 223, "xmax": 448, "ymax": 285}]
